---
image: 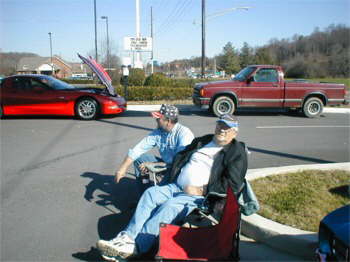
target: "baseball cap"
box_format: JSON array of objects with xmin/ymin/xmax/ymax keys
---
[
  {"xmin": 151, "ymin": 104, "xmax": 179, "ymax": 120},
  {"xmin": 217, "ymin": 114, "xmax": 239, "ymax": 130}
]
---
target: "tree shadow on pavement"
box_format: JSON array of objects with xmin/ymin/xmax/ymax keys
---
[
  {"xmin": 97, "ymin": 118, "xmax": 153, "ymax": 132},
  {"xmin": 248, "ymin": 146, "xmax": 335, "ymax": 164}
]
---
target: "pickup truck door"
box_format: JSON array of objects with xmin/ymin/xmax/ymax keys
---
[{"xmin": 241, "ymin": 68, "xmax": 284, "ymax": 107}]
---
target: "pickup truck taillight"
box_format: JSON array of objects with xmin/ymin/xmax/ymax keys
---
[{"xmin": 200, "ymin": 88, "xmax": 205, "ymax": 96}]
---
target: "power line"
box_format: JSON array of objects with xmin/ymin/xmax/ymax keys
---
[
  {"xmin": 155, "ymin": 0, "xmax": 193, "ymax": 37},
  {"xmin": 155, "ymin": 0, "xmax": 186, "ymax": 35}
]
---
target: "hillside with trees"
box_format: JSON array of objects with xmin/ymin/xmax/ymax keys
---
[
  {"xmin": 159, "ymin": 24, "xmax": 349, "ymax": 78},
  {"xmin": 0, "ymin": 52, "xmax": 39, "ymax": 76}
]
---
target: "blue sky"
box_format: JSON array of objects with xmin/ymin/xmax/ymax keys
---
[{"xmin": 1, "ymin": 0, "xmax": 349, "ymax": 64}]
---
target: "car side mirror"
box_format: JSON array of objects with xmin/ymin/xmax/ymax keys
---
[{"xmin": 246, "ymin": 77, "xmax": 253, "ymax": 84}]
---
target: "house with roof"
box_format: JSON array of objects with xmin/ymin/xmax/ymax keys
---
[{"xmin": 17, "ymin": 56, "xmax": 91, "ymax": 78}]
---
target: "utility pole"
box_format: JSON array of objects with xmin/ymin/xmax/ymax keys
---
[
  {"xmin": 151, "ymin": 6, "xmax": 154, "ymax": 74},
  {"xmin": 197, "ymin": 4, "xmax": 250, "ymax": 78},
  {"xmin": 201, "ymin": 0, "xmax": 206, "ymax": 78},
  {"xmin": 94, "ymin": 0, "xmax": 98, "ymax": 62}
]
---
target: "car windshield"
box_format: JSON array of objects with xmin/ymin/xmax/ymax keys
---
[
  {"xmin": 233, "ymin": 66, "xmax": 256, "ymax": 81},
  {"xmin": 40, "ymin": 76, "xmax": 76, "ymax": 90}
]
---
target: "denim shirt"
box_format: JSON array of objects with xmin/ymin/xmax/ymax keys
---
[{"xmin": 128, "ymin": 123, "xmax": 194, "ymax": 164}]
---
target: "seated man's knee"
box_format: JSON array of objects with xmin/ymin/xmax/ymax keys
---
[
  {"xmin": 143, "ymin": 185, "xmax": 161, "ymax": 196},
  {"xmin": 159, "ymin": 198, "xmax": 185, "ymax": 213}
]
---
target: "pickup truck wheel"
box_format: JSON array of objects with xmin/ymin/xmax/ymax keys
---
[
  {"xmin": 212, "ymin": 96, "xmax": 235, "ymax": 117},
  {"xmin": 303, "ymin": 97, "xmax": 323, "ymax": 118}
]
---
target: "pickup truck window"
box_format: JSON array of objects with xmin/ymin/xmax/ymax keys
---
[
  {"xmin": 233, "ymin": 66, "xmax": 256, "ymax": 81},
  {"xmin": 253, "ymin": 68, "xmax": 278, "ymax": 82}
]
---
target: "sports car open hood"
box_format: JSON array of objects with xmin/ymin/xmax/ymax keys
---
[{"xmin": 77, "ymin": 53, "xmax": 115, "ymax": 96}]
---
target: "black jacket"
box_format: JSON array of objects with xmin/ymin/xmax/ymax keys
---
[{"xmin": 169, "ymin": 134, "xmax": 248, "ymax": 195}]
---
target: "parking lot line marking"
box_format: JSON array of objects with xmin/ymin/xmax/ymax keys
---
[{"xmin": 256, "ymin": 125, "xmax": 350, "ymax": 129}]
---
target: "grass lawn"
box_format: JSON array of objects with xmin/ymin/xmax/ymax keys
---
[
  {"xmin": 250, "ymin": 170, "xmax": 350, "ymax": 232},
  {"xmin": 310, "ymin": 78, "xmax": 350, "ymax": 90}
]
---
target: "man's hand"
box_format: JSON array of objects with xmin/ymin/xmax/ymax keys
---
[
  {"xmin": 139, "ymin": 162, "xmax": 167, "ymax": 174},
  {"xmin": 114, "ymin": 170, "xmax": 126, "ymax": 183},
  {"xmin": 138, "ymin": 162, "xmax": 151, "ymax": 174},
  {"xmin": 114, "ymin": 156, "xmax": 134, "ymax": 183}
]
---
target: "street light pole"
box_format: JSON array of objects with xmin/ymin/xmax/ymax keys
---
[
  {"xmin": 94, "ymin": 0, "xmax": 98, "ymax": 62},
  {"xmin": 48, "ymin": 32, "xmax": 54, "ymax": 76},
  {"xmin": 201, "ymin": 0, "xmax": 206, "ymax": 78},
  {"xmin": 101, "ymin": 16, "xmax": 110, "ymax": 71}
]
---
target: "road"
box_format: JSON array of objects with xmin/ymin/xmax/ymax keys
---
[{"xmin": 1, "ymin": 110, "xmax": 349, "ymax": 261}]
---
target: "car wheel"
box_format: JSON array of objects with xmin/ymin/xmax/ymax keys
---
[
  {"xmin": 303, "ymin": 97, "xmax": 324, "ymax": 118},
  {"xmin": 212, "ymin": 96, "xmax": 235, "ymax": 117},
  {"xmin": 75, "ymin": 98, "xmax": 99, "ymax": 120}
]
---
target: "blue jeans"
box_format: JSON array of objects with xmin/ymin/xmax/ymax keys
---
[
  {"xmin": 133, "ymin": 153, "xmax": 171, "ymax": 194},
  {"xmin": 124, "ymin": 183, "xmax": 204, "ymax": 254}
]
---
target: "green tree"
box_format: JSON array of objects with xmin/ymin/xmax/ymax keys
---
[
  {"xmin": 217, "ymin": 42, "xmax": 240, "ymax": 75},
  {"xmin": 255, "ymin": 47, "xmax": 275, "ymax": 65},
  {"xmin": 239, "ymin": 42, "xmax": 255, "ymax": 68}
]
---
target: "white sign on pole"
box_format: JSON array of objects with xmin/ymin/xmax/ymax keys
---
[{"xmin": 124, "ymin": 37, "xmax": 152, "ymax": 51}]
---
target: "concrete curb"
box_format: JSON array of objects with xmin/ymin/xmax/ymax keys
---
[
  {"xmin": 127, "ymin": 104, "xmax": 350, "ymax": 113},
  {"xmin": 241, "ymin": 162, "xmax": 350, "ymax": 260}
]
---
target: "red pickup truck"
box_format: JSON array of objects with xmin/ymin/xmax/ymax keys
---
[{"xmin": 193, "ymin": 65, "xmax": 348, "ymax": 117}]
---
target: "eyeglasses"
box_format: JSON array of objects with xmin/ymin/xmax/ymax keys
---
[{"xmin": 216, "ymin": 123, "xmax": 234, "ymax": 134}]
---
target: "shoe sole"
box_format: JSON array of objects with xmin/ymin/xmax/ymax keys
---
[
  {"xmin": 97, "ymin": 241, "xmax": 120, "ymax": 257},
  {"xmin": 97, "ymin": 242, "xmax": 133, "ymax": 259}
]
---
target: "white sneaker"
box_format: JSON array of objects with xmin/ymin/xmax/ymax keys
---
[{"xmin": 97, "ymin": 231, "xmax": 138, "ymax": 259}]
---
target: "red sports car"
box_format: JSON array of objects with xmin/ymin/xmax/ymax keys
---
[
  {"xmin": 0, "ymin": 54, "xmax": 126, "ymax": 120},
  {"xmin": 0, "ymin": 74, "xmax": 126, "ymax": 120}
]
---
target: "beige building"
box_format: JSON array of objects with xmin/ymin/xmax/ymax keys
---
[{"xmin": 17, "ymin": 56, "xmax": 91, "ymax": 78}]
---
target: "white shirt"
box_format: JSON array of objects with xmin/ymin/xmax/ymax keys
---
[{"xmin": 176, "ymin": 141, "xmax": 223, "ymax": 189}]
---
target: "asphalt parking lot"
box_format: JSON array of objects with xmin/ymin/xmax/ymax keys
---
[{"xmin": 1, "ymin": 110, "xmax": 349, "ymax": 261}]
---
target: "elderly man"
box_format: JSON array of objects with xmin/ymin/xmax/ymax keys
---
[
  {"xmin": 115, "ymin": 104, "xmax": 194, "ymax": 192},
  {"xmin": 98, "ymin": 114, "xmax": 247, "ymax": 261}
]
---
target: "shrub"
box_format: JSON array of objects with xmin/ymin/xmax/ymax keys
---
[
  {"xmin": 115, "ymin": 86, "xmax": 192, "ymax": 101},
  {"xmin": 128, "ymin": 68, "xmax": 146, "ymax": 86},
  {"xmin": 169, "ymin": 78, "xmax": 196, "ymax": 88},
  {"xmin": 144, "ymin": 72, "xmax": 170, "ymax": 87}
]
